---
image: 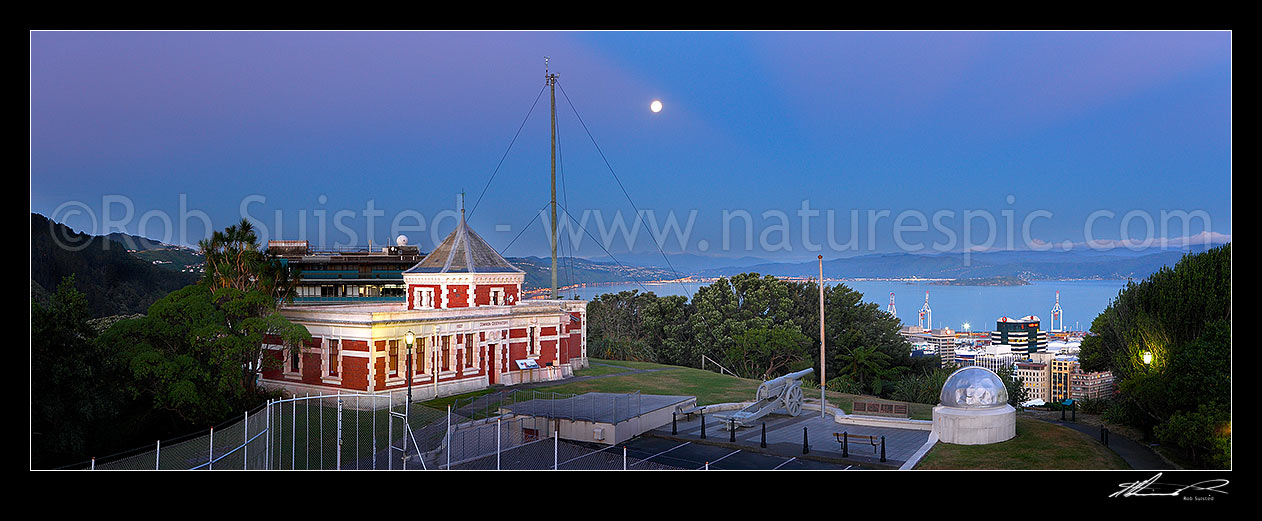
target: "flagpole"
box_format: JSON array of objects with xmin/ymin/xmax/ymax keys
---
[{"xmin": 819, "ymin": 254, "xmax": 826, "ymax": 418}]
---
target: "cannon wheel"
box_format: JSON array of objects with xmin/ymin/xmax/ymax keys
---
[{"xmin": 785, "ymin": 385, "xmax": 804, "ymax": 416}]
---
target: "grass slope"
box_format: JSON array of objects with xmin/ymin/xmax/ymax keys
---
[
  {"xmin": 437, "ymin": 359, "xmax": 1126, "ymax": 469},
  {"xmin": 914, "ymin": 416, "xmax": 1130, "ymax": 470},
  {"xmin": 417, "ymin": 358, "xmax": 934, "ymax": 421}
]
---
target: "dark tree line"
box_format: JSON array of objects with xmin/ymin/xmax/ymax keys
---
[
  {"xmin": 31, "ymin": 213, "xmax": 199, "ymax": 318},
  {"xmin": 31, "ymin": 220, "xmax": 310, "ymax": 469},
  {"xmin": 587, "ymin": 273, "xmax": 947, "ymax": 399},
  {"xmin": 1079, "ymin": 244, "xmax": 1231, "ymax": 469}
]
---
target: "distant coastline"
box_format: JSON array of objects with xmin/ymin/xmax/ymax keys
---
[
  {"xmin": 523, "ymin": 274, "xmax": 1137, "ymax": 294},
  {"xmin": 929, "ymin": 276, "xmax": 1030, "ymax": 287}
]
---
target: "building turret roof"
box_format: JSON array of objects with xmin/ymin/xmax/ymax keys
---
[{"xmin": 404, "ymin": 213, "xmax": 524, "ymax": 274}]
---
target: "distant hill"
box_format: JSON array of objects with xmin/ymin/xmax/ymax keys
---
[
  {"xmin": 506, "ymin": 256, "xmax": 677, "ymax": 291},
  {"xmin": 104, "ymin": 232, "xmax": 170, "ymax": 251},
  {"xmin": 130, "ymin": 248, "xmax": 204, "ymax": 272},
  {"xmin": 104, "ymin": 231, "xmax": 204, "ymax": 272},
  {"xmin": 583, "ymin": 252, "xmax": 774, "ymax": 273},
  {"xmin": 31, "ymin": 213, "xmax": 200, "ymax": 317},
  {"xmin": 693, "ymin": 248, "xmax": 1198, "ymax": 281}
]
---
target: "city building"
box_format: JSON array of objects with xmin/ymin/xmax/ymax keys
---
[
  {"xmin": 991, "ymin": 315, "xmax": 1048, "ymax": 355},
  {"xmin": 1046, "ymin": 353, "xmax": 1117, "ymax": 402},
  {"xmin": 954, "ymin": 343, "xmax": 1019, "ymax": 374},
  {"xmin": 1014, "ymin": 361, "xmax": 1051, "ymax": 403},
  {"xmin": 267, "ymin": 238, "xmax": 421, "ymax": 302},
  {"xmin": 260, "ymin": 214, "xmax": 587, "ymax": 401},
  {"xmin": 1070, "ymin": 368, "xmax": 1116, "ymax": 400},
  {"xmin": 1047, "ymin": 338, "xmax": 1081, "ymax": 356},
  {"xmin": 1050, "ymin": 355, "xmax": 1078, "ymax": 402},
  {"xmin": 900, "ymin": 326, "xmax": 956, "ymax": 367}
]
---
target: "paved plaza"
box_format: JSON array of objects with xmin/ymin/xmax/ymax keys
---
[
  {"xmin": 647, "ymin": 408, "xmax": 932, "ymax": 468},
  {"xmin": 501, "ymin": 393, "xmax": 694, "ymax": 423}
]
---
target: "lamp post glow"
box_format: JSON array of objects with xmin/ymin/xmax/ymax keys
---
[
  {"xmin": 405, "ymin": 330, "xmax": 415, "ymax": 406},
  {"xmin": 1142, "ymin": 351, "xmax": 1153, "ymax": 365}
]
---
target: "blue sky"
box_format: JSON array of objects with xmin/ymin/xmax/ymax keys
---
[{"xmin": 30, "ymin": 31, "xmax": 1231, "ymax": 260}]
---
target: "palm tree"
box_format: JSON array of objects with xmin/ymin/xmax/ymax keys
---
[
  {"xmin": 198, "ymin": 219, "xmax": 297, "ymax": 302},
  {"xmin": 835, "ymin": 345, "xmax": 892, "ymax": 393}
]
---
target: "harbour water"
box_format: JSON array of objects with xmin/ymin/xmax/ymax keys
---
[{"xmin": 556, "ymin": 279, "xmax": 1130, "ymax": 332}]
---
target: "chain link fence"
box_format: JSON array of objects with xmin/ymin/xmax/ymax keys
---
[
  {"xmin": 441, "ymin": 416, "xmax": 685, "ymax": 470},
  {"xmin": 63, "ymin": 390, "xmax": 684, "ymax": 470},
  {"xmin": 447, "ymin": 389, "xmax": 644, "ymax": 423}
]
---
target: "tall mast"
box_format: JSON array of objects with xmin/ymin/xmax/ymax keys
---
[
  {"xmin": 818, "ymin": 255, "xmax": 826, "ymax": 418},
  {"xmin": 547, "ymin": 57, "xmax": 559, "ymax": 299}
]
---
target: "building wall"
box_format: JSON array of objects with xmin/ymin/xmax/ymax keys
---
[
  {"xmin": 407, "ymin": 283, "xmax": 442, "ymax": 309},
  {"xmin": 263, "ymin": 302, "xmax": 585, "ymax": 401},
  {"xmin": 1070, "ymin": 370, "xmax": 1115, "ymax": 400},
  {"xmin": 1015, "ymin": 363, "xmax": 1050, "ymax": 403},
  {"xmin": 473, "ymin": 284, "xmax": 520, "ymax": 306},
  {"xmin": 1050, "ymin": 358, "xmax": 1077, "ymax": 402},
  {"xmin": 340, "ymin": 340, "xmax": 370, "ymax": 390},
  {"xmin": 261, "ymin": 336, "xmax": 375, "ymax": 393}
]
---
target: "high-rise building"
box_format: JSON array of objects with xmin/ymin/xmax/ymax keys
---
[
  {"xmin": 991, "ymin": 315, "xmax": 1048, "ymax": 355},
  {"xmin": 1050, "ymin": 355, "xmax": 1078, "ymax": 402}
]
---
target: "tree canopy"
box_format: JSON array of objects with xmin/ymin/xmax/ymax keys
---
[
  {"xmin": 31, "ymin": 275, "xmax": 128, "ymax": 468},
  {"xmin": 587, "ymin": 273, "xmax": 912, "ymax": 395},
  {"xmin": 1078, "ymin": 244, "xmax": 1230, "ymax": 469},
  {"xmin": 32, "ymin": 220, "xmax": 311, "ymax": 467}
]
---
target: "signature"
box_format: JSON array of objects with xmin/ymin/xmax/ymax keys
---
[{"xmin": 1110, "ymin": 473, "xmax": 1229, "ymax": 498}]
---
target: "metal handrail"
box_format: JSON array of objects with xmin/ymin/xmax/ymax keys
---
[{"xmin": 701, "ymin": 354, "xmax": 738, "ymax": 377}]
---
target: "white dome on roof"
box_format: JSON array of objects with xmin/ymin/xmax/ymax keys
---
[
  {"xmin": 940, "ymin": 366, "xmax": 1008, "ymax": 409},
  {"xmin": 396, "ymin": 235, "xmax": 408, "ymax": 246}
]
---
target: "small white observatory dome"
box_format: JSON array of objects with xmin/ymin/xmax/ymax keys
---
[{"xmin": 940, "ymin": 366, "xmax": 1008, "ymax": 409}]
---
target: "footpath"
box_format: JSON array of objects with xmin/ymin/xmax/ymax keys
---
[{"xmin": 1026, "ymin": 413, "xmax": 1175, "ymax": 470}]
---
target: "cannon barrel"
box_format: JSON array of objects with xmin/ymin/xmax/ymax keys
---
[
  {"xmin": 782, "ymin": 368, "xmax": 814, "ymax": 381},
  {"xmin": 758, "ymin": 368, "xmax": 814, "ymax": 394}
]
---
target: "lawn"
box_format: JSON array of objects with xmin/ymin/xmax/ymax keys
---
[
  {"xmin": 527, "ymin": 358, "xmax": 935, "ymax": 420},
  {"xmin": 913, "ymin": 417, "xmax": 1131, "ymax": 470},
  {"xmin": 531, "ymin": 361, "xmax": 761, "ymax": 405},
  {"xmin": 573, "ymin": 361, "xmax": 636, "ymax": 377}
]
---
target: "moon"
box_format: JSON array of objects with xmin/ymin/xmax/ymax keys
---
[{"xmin": 650, "ymin": 100, "xmax": 663, "ymax": 113}]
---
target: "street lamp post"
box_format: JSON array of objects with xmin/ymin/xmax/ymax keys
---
[
  {"xmin": 404, "ymin": 330, "xmax": 415, "ymax": 463},
  {"xmin": 405, "ymin": 331, "xmax": 416, "ymax": 405}
]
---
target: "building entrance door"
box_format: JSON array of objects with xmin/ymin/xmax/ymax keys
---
[{"xmin": 487, "ymin": 344, "xmax": 496, "ymax": 384}]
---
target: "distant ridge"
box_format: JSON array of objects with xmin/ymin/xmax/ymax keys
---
[
  {"xmin": 31, "ymin": 213, "xmax": 200, "ymax": 317},
  {"xmin": 692, "ymin": 248, "xmax": 1208, "ymax": 281},
  {"xmin": 507, "ymin": 255, "xmax": 675, "ymax": 291},
  {"xmin": 103, "ymin": 232, "xmax": 173, "ymax": 251}
]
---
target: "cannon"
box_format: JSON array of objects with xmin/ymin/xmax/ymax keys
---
[{"xmin": 716, "ymin": 368, "xmax": 813, "ymax": 428}]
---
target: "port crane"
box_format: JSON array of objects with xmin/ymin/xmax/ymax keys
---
[
  {"xmin": 1050, "ymin": 290, "xmax": 1064, "ymax": 332},
  {"xmin": 918, "ymin": 290, "xmax": 932, "ymax": 329}
]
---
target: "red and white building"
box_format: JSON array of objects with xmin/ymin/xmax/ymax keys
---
[{"xmin": 260, "ymin": 214, "xmax": 587, "ymax": 400}]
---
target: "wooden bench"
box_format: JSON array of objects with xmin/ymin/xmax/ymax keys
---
[
  {"xmin": 675, "ymin": 404, "xmax": 705, "ymax": 421},
  {"xmin": 834, "ymin": 432, "xmax": 882, "ymax": 455}
]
